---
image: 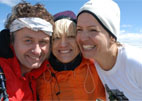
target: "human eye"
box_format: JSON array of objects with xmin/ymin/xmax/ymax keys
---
[
  {"xmin": 89, "ymin": 27, "xmax": 101, "ymax": 32},
  {"xmin": 76, "ymin": 28, "xmax": 82, "ymax": 32},
  {"xmin": 24, "ymin": 39, "xmax": 32, "ymax": 44},
  {"xmin": 39, "ymin": 40, "xmax": 49, "ymax": 45},
  {"xmin": 67, "ymin": 35, "xmax": 75, "ymax": 39},
  {"xmin": 89, "ymin": 29, "xmax": 100, "ymax": 34},
  {"xmin": 90, "ymin": 28, "xmax": 98, "ymax": 32},
  {"xmin": 52, "ymin": 36, "xmax": 61, "ymax": 40}
]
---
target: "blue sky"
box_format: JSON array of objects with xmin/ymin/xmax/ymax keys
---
[{"xmin": 0, "ymin": 0, "xmax": 142, "ymax": 48}]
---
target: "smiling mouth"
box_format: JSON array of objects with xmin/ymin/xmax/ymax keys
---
[
  {"xmin": 82, "ymin": 45, "xmax": 96, "ymax": 50},
  {"xmin": 29, "ymin": 56, "xmax": 40, "ymax": 61},
  {"xmin": 59, "ymin": 50, "xmax": 71, "ymax": 54}
]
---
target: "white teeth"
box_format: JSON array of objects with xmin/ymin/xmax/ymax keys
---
[
  {"xmin": 30, "ymin": 56, "xmax": 40, "ymax": 60},
  {"xmin": 82, "ymin": 45, "xmax": 96, "ymax": 50},
  {"xmin": 60, "ymin": 50, "xmax": 70, "ymax": 54}
]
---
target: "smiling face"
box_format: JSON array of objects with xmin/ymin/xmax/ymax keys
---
[
  {"xmin": 13, "ymin": 28, "xmax": 50, "ymax": 74},
  {"xmin": 76, "ymin": 12, "xmax": 114, "ymax": 60},
  {"xmin": 52, "ymin": 19, "xmax": 80, "ymax": 63}
]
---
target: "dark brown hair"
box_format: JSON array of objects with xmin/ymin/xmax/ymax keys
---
[{"xmin": 5, "ymin": 2, "xmax": 54, "ymax": 29}]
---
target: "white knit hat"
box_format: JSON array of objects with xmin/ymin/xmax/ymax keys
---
[{"xmin": 78, "ymin": 0, "xmax": 120, "ymax": 40}]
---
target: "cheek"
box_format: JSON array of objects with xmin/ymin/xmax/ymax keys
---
[
  {"xmin": 70, "ymin": 40, "xmax": 80, "ymax": 53},
  {"xmin": 42, "ymin": 44, "xmax": 50, "ymax": 53},
  {"xmin": 71, "ymin": 40, "xmax": 79, "ymax": 48},
  {"xmin": 52, "ymin": 42, "xmax": 58, "ymax": 53},
  {"xmin": 76, "ymin": 34, "xmax": 82, "ymax": 46},
  {"xmin": 74, "ymin": 45, "xmax": 80, "ymax": 54},
  {"xmin": 94, "ymin": 34, "xmax": 110, "ymax": 49},
  {"xmin": 91, "ymin": 36, "xmax": 98, "ymax": 44},
  {"xmin": 51, "ymin": 43, "xmax": 59, "ymax": 59},
  {"xmin": 52, "ymin": 41, "xmax": 58, "ymax": 48},
  {"xmin": 90, "ymin": 33, "xmax": 103, "ymax": 43},
  {"xmin": 13, "ymin": 44, "xmax": 27, "ymax": 60},
  {"xmin": 76, "ymin": 33, "xmax": 81, "ymax": 41},
  {"xmin": 13, "ymin": 42, "xmax": 27, "ymax": 53}
]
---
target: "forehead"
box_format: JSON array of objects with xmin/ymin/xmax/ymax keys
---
[
  {"xmin": 77, "ymin": 12, "xmax": 99, "ymax": 27},
  {"xmin": 14, "ymin": 27, "xmax": 50, "ymax": 39}
]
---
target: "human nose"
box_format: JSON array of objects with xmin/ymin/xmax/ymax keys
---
[
  {"xmin": 60, "ymin": 37, "xmax": 67, "ymax": 47},
  {"xmin": 32, "ymin": 44, "xmax": 42, "ymax": 55},
  {"xmin": 77, "ymin": 31, "xmax": 89, "ymax": 41}
]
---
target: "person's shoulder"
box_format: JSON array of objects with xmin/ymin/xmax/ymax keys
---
[
  {"xmin": 82, "ymin": 57, "xmax": 94, "ymax": 64},
  {"xmin": 121, "ymin": 45, "xmax": 142, "ymax": 86},
  {"xmin": 0, "ymin": 29, "xmax": 13, "ymax": 58},
  {"xmin": 80, "ymin": 57, "xmax": 97, "ymax": 69},
  {"xmin": 0, "ymin": 57, "xmax": 9, "ymax": 63},
  {"xmin": 119, "ymin": 45, "xmax": 142, "ymax": 70},
  {"xmin": 0, "ymin": 57, "xmax": 13, "ymax": 72}
]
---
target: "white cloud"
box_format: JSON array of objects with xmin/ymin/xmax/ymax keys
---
[
  {"xmin": 119, "ymin": 33, "xmax": 142, "ymax": 39},
  {"xmin": 0, "ymin": 0, "xmax": 20, "ymax": 7},
  {"xmin": 120, "ymin": 30, "xmax": 126, "ymax": 33},
  {"xmin": 118, "ymin": 32, "xmax": 142, "ymax": 48}
]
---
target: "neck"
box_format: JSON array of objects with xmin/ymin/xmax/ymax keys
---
[{"xmin": 96, "ymin": 44, "xmax": 118, "ymax": 71}]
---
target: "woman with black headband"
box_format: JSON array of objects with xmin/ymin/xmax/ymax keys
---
[
  {"xmin": 36, "ymin": 11, "xmax": 106, "ymax": 100},
  {"xmin": 76, "ymin": 0, "xmax": 142, "ymax": 100}
]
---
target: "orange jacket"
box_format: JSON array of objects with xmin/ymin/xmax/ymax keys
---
[{"xmin": 37, "ymin": 58, "xmax": 106, "ymax": 100}]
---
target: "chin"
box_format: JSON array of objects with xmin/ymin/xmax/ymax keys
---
[
  {"xmin": 60, "ymin": 59, "xmax": 72, "ymax": 63},
  {"xmin": 31, "ymin": 64, "xmax": 41, "ymax": 69}
]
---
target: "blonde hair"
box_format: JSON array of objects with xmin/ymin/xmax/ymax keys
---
[{"xmin": 53, "ymin": 19, "xmax": 76, "ymax": 39}]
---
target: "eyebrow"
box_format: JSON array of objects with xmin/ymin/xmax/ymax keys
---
[
  {"xmin": 23, "ymin": 35, "xmax": 50, "ymax": 41},
  {"xmin": 23, "ymin": 36, "xmax": 32, "ymax": 39},
  {"xmin": 77, "ymin": 25, "xmax": 98, "ymax": 28},
  {"xmin": 42, "ymin": 38, "xmax": 50, "ymax": 41}
]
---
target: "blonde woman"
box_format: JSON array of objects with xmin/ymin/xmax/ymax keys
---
[{"xmin": 37, "ymin": 11, "xmax": 106, "ymax": 101}]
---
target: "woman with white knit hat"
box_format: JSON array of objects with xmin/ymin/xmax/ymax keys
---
[{"xmin": 76, "ymin": 0, "xmax": 142, "ymax": 100}]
